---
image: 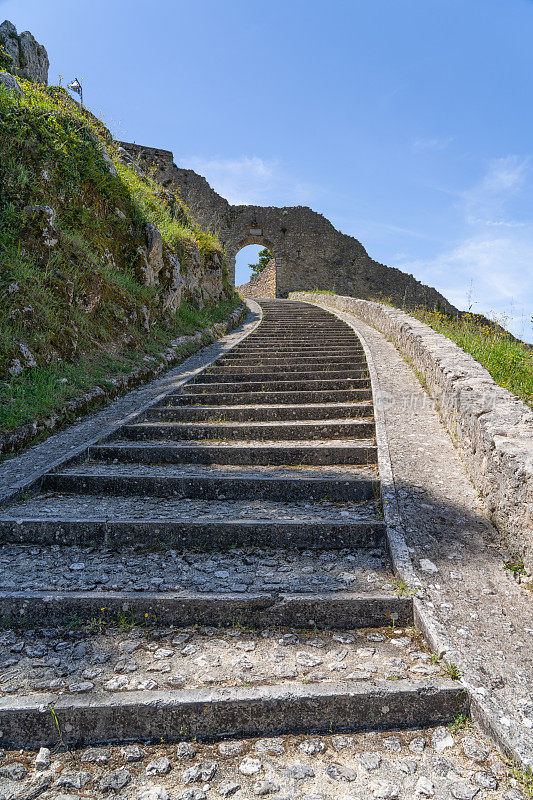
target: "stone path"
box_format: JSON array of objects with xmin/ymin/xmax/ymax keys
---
[{"xmin": 0, "ymin": 300, "xmax": 529, "ymax": 798}]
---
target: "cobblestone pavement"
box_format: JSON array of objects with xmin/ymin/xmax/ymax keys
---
[{"xmin": 0, "ymin": 726, "xmax": 527, "ymax": 800}]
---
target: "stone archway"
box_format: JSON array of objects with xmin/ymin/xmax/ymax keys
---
[
  {"xmin": 231, "ymin": 235, "xmax": 278, "ymax": 299},
  {"xmin": 118, "ymin": 141, "xmax": 459, "ymax": 313}
]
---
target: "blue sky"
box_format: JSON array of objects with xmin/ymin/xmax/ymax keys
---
[{"xmin": 2, "ymin": 0, "xmax": 533, "ymax": 340}]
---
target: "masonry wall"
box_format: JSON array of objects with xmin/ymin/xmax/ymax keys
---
[
  {"xmin": 119, "ymin": 142, "xmax": 458, "ymax": 314},
  {"xmin": 236, "ymin": 259, "xmax": 276, "ymax": 299},
  {"xmin": 291, "ymin": 291, "xmax": 533, "ymax": 575}
]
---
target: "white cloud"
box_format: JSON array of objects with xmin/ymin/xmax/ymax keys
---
[{"xmin": 183, "ymin": 155, "xmax": 317, "ymax": 207}]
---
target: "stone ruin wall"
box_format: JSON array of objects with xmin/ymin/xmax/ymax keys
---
[
  {"xmin": 236, "ymin": 258, "xmax": 276, "ymax": 299},
  {"xmin": 119, "ymin": 142, "xmax": 458, "ymax": 313}
]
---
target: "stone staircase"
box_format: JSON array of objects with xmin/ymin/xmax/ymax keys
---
[{"xmin": 0, "ymin": 300, "xmax": 466, "ymax": 747}]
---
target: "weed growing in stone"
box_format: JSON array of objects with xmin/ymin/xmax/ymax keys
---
[
  {"xmin": 503, "ymin": 553, "xmax": 526, "ymax": 577},
  {"xmin": 441, "ymin": 660, "xmax": 461, "ymax": 680},
  {"xmin": 447, "ymin": 714, "xmax": 473, "ymax": 733},
  {"xmin": 506, "ymin": 764, "xmax": 533, "ymax": 799}
]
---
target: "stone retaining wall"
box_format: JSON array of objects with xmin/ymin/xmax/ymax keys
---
[{"xmin": 291, "ymin": 292, "xmax": 533, "ymax": 574}]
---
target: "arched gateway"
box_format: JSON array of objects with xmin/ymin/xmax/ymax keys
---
[{"xmin": 119, "ymin": 142, "xmax": 457, "ymax": 311}]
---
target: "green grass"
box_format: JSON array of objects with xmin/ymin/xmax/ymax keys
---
[
  {"xmin": 0, "ymin": 298, "xmax": 241, "ymax": 436},
  {"xmin": 404, "ymin": 308, "xmax": 533, "ymax": 408},
  {"xmin": 0, "ymin": 63, "xmax": 242, "ymax": 441}
]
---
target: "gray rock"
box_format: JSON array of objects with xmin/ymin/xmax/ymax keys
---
[
  {"xmin": 146, "ymin": 756, "xmax": 171, "ymax": 776},
  {"xmin": 239, "ymin": 756, "xmax": 263, "ymax": 775},
  {"xmin": 12, "ymin": 775, "xmax": 51, "ymax": 800},
  {"xmin": 461, "ymin": 736, "xmax": 490, "ymax": 763},
  {"xmin": 81, "ymin": 747, "xmax": 110, "ymax": 763},
  {"xmin": 99, "ymin": 769, "xmax": 131, "ymax": 792},
  {"xmin": 450, "ymin": 781, "xmax": 479, "ymax": 800},
  {"xmin": 56, "ymin": 772, "xmax": 92, "ymax": 789},
  {"xmin": 0, "ymin": 762, "xmax": 27, "ymax": 781},
  {"xmin": 218, "ymin": 741, "xmax": 244, "ymax": 756},
  {"xmin": 398, "ymin": 759, "xmax": 417, "ymax": 774},
  {"xmin": 382, "ymin": 736, "xmax": 402, "ymax": 751},
  {"xmin": 325, "ymin": 763, "xmax": 357, "ymax": 781},
  {"xmin": 414, "ymin": 776, "xmax": 434, "ymax": 796},
  {"xmin": 473, "ymin": 771, "xmax": 498, "ymax": 789},
  {"xmin": 121, "ymin": 745, "xmax": 144, "ymax": 762},
  {"xmin": 177, "ymin": 789, "xmax": 207, "ymax": 800},
  {"xmin": 35, "ymin": 747, "xmax": 51, "ymax": 770},
  {"xmin": 0, "ymin": 71, "xmax": 22, "ymax": 95},
  {"xmin": 371, "ymin": 781, "xmax": 400, "ymax": 799},
  {"xmin": 253, "ymin": 780, "xmax": 280, "ymax": 796},
  {"xmin": 358, "ymin": 752, "xmax": 381, "ymax": 770},
  {"xmin": 0, "ymin": 20, "xmax": 49, "ymax": 83},
  {"xmin": 216, "ymin": 780, "xmax": 241, "ymax": 797},
  {"xmin": 286, "ymin": 762, "xmax": 315, "ymax": 779},
  {"xmin": 137, "ymin": 788, "xmax": 169, "ymax": 800},
  {"xmin": 299, "ymin": 739, "xmax": 326, "ymax": 755},
  {"xmin": 177, "ymin": 741, "xmax": 197, "ymax": 759}
]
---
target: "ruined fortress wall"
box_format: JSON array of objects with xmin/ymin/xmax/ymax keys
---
[
  {"xmin": 119, "ymin": 141, "xmax": 458, "ymax": 314},
  {"xmin": 236, "ymin": 259, "xmax": 277, "ymax": 299}
]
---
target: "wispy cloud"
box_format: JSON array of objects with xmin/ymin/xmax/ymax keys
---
[
  {"xmin": 183, "ymin": 154, "xmax": 318, "ymax": 207},
  {"xmin": 393, "ymin": 156, "xmax": 533, "ymax": 340},
  {"xmin": 412, "ymin": 135, "xmax": 455, "ymax": 152},
  {"xmin": 461, "ymin": 155, "xmax": 530, "ymax": 225}
]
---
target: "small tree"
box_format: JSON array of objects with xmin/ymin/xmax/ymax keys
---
[{"xmin": 249, "ymin": 248, "xmax": 274, "ymax": 278}]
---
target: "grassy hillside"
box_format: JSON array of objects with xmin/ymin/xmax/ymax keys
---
[
  {"xmin": 407, "ymin": 307, "xmax": 533, "ymax": 408},
  {"xmin": 0, "ymin": 59, "xmax": 240, "ymax": 439}
]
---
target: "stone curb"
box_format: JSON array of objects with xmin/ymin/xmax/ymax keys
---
[
  {"xmin": 0, "ymin": 305, "xmax": 247, "ymax": 458},
  {"xmin": 0, "ymin": 300, "xmax": 262, "ymax": 507},
  {"xmin": 0, "ymin": 679, "xmax": 466, "ymax": 748},
  {"xmin": 291, "ymin": 295, "xmax": 533, "ymax": 769},
  {"xmin": 290, "ymin": 292, "xmax": 533, "ymax": 575}
]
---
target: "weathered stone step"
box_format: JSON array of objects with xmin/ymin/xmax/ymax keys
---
[
  {"xmin": 0, "ymin": 516, "xmax": 385, "ymax": 550},
  {"xmin": 89, "ymin": 441, "xmax": 378, "ymax": 466},
  {"xmin": 199, "ymin": 368, "xmax": 369, "ymax": 384},
  {"xmin": 168, "ymin": 388, "xmax": 373, "ymax": 406},
  {"xmin": 185, "ymin": 378, "xmax": 371, "ymax": 394},
  {"xmin": 230, "ymin": 345, "xmax": 364, "ymax": 354},
  {"xmin": 207, "ymin": 362, "xmax": 367, "ymax": 375},
  {"xmin": 218, "ymin": 356, "xmax": 367, "ymax": 368},
  {"xmin": 146, "ymin": 402, "xmax": 374, "ymax": 422},
  {"xmin": 0, "ymin": 679, "xmax": 466, "ymax": 748},
  {"xmin": 43, "ymin": 465, "xmax": 379, "ymax": 501},
  {"xmin": 121, "ymin": 418, "xmax": 375, "ymax": 441},
  {"xmin": 0, "ymin": 593, "xmax": 410, "ymax": 631}
]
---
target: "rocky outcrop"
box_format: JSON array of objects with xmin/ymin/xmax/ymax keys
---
[{"xmin": 0, "ymin": 20, "xmax": 49, "ymax": 84}]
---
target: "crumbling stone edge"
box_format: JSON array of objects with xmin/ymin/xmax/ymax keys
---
[
  {"xmin": 290, "ymin": 294, "xmax": 533, "ymax": 769},
  {"xmin": 0, "ymin": 304, "xmax": 248, "ymax": 459},
  {"xmin": 0, "ymin": 300, "xmax": 262, "ymax": 508}
]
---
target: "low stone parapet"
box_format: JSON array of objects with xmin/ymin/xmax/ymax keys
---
[{"xmin": 290, "ymin": 292, "xmax": 533, "ymax": 574}]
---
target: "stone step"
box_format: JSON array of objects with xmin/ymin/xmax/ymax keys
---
[
  {"xmin": 88, "ymin": 441, "xmax": 378, "ymax": 466},
  {"xmin": 43, "ymin": 464, "xmax": 380, "ymax": 501},
  {"xmin": 145, "ymin": 403, "xmax": 374, "ymax": 422},
  {"xmin": 121, "ymin": 419, "xmax": 376, "ymax": 441},
  {"xmin": 230, "ymin": 345, "xmax": 364, "ymax": 353},
  {"xmin": 199, "ymin": 368, "xmax": 369, "ymax": 384},
  {"xmin": 185, "ymin": 378, "xmax": 371, "ymax": 394},
  {"xmin": 0, "ymin": 592, "xmax": 408, "ymax": 629},
  {"xmin": 0, "ymin": 678, "xmax": 465, "ymax": 748},
  {"xmin": 0, "ymin": 517, "xmax": 385, "ymax": 550},
  {"xmin": 217, "ymin": 357, "xmax": 367, "ymax": 368},
  {"xmin": 166, "ymin": 388, "xmax": 373, "ymax": 405},
  {"xmin": 206, "ymin": 362, "xmax": 367, "ymax": 375}
]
